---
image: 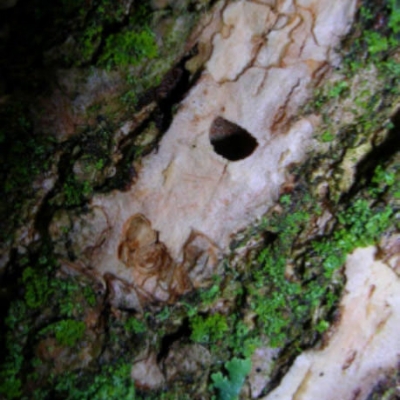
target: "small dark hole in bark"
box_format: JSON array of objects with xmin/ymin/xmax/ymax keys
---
[{"xmin": 209, "ymin": 117, "xmax": 258, "ymax": 161}]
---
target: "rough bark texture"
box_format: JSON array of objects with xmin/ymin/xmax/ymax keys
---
[{"xmin": 0, "ymin": 0, "xmax": 399, "ymax": 399}]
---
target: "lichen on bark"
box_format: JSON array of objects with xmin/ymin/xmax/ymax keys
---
[{"xmin": 0, "ymin": 0, "xmax": 399, "ymax": 399}]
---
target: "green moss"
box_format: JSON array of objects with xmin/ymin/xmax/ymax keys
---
[
  {"xmin": 199, "ymin": 275, "xmax": 222, "ymax": 305},
  {"xmin": 79, "ymin": 23, "xmax": 103, "ymax": 62},
  {"xmin": 0, "ymin": 103, "xmax": 54, "ymax": 242},
  {"xmin": 389, "ymin": 0, "xmax": 400, "ymax": 33},
  {"xmin": 0, "ymin": 371, "xmax": 22, "ymax": 399},
  {"xmin": 1, "ymin": 299, "xmax": 30, "ymax": 399},
  {"xmin": 371, "ymin": 165, "xmax": 396, "ymax": 190},
  {"xmin": 83, "ymin": 286, "xmax": 97, "ymax": 307},
  {"xmin": 155, "ymin": 306, "xmax": 172, "ymax": 322},
  {"xmin": 62, "ymin": 176, "xmax": 93, "ymax": 207},
  {"xmin": 74, "ymin": 2, "xmax": 160, "ymax": 69},
  {"xmin": 22, "ymin": 267, "xmax": 52, "ymax": 309},
  {"xmin": 327, "ymin": 81, "xmax": 349, "ymax": 99},
  {"xmin": 243, "ymin": 159, "xmax": 396, "ymax": 349},
  {"xmin": 0, "ymin": 248, "xmax": 103, "ymax": 398},
  {"xmin": 211, "ymin": 357, "xmax": 252, "ymax": 400},
  {"xmin": 345, "ymin": 0, "xmax": 400, "ymax": 72},
  {"xmin": 0, "ymin": 315, "xmax": 26, "ymax": 399},
  {"xmin": 249, "ymin": 248, "xmax": 303, "ymax": 347},
  {"xmin": 40, "ymin": 319, "xmax": 86, "ymax": 347},
  {"xmin": 89, "ymin": 363, "xmax": 135, "ymax": 400},
  {"xmin": 190, "ymin": 313, "xmax": 229, "ymax": 344},
  {"xmin": 365, "ymin": 31, "xmax": 389, "ymax": 54},
  {"xmin": 54, "ymin": 362, "xmax": 135, "ymax": 400},
  {"xmin": 1, "ymin": 2, "xmax": 398, "ymax": 399},
  {"xmin": 54, "ymin": 279, "xmax": 85, "ymax": 317},
  {"xmin": 124, "ymin": 317, "xmax": 147, "ymax": 334},
  {"xmin": 320, "ymin": 130, "xmax": 335, "ymax": 143},
  {"xmin": 73, "ymin": 0, "xmax": 130, "ymax": 65},
  {"xmin": 99, "ymin": 27, "xmax": 158, "ymax": 69}
]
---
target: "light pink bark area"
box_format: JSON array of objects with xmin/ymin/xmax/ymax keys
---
[{"xmin": 86, "ymin": 0, "xmax": 357, "ymax": 305}]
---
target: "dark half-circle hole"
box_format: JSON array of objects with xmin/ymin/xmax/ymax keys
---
[{"xmin": 209, "ymin": 117, "xmax": 258, "ymax": 161}]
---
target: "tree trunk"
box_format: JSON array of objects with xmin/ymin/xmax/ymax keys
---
[{"xmin": 0, "ymin": 0, "xmax": 399, "ymax": 399}]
